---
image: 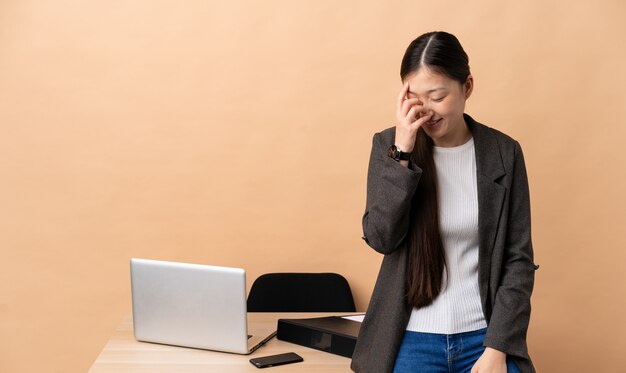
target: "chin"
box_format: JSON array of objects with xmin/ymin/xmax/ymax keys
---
[{"xmin": 423, "ymin": 122, "xmax": 445, "ymax": 138}]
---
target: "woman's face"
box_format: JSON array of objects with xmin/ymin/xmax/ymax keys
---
[{"xmin": 404, "ymin": 67, "xmax": 473, "ymax": 147}]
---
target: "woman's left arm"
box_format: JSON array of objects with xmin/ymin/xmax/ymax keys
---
[{"xmin": 480, "ymin": 141, "xmax": 538, "ymax": 367}]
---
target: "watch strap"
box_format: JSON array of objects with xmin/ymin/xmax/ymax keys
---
[{"xmin": 387, "ymin": 145, "xmax": 412, "ymax": 161}]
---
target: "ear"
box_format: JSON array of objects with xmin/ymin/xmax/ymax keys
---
[{"xmin": 463, "ymin": 74, "xmax": 474, "ymax": 100}]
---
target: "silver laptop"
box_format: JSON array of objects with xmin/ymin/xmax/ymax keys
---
[{"xmin": 130, "ymin": 258, "xmax": 276, "ymax": 354}]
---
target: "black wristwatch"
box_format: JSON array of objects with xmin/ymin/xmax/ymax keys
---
[{"xmin": 387, "ymin": 145, "xmax": 412, "ymax": 161}]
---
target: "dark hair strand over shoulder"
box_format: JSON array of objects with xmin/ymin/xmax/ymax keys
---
[{"xmin": 400, "ymin": 31, "xmax": 471, "ymax": 308}]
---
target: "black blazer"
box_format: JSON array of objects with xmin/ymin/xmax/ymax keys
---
[{"xmin": 351, "ymin": 114, "xmax": 538, "ymax": 373}]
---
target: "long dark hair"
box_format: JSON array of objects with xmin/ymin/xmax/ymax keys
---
[{"xmin": 401, "ymin": 31, "xmax": 471, "ymax": 308}]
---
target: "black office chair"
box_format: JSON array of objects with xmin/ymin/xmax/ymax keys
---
[{"xmin": 247, "ymin": 273, "xmax": 356, "ymax": 312}]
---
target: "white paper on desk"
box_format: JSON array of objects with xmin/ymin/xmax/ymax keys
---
[{"xmin": 341, "ymin": 314, "xmax": 365, "ymax": 323}]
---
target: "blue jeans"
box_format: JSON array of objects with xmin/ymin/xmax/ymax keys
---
[{"xmin": 392, "ymin": 327, "xmax": 521, "ymax": 373}]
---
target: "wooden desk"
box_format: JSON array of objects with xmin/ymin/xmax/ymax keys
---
[{"xmin": 89, "ymin": 313, "xmax": 355, "ymax": 372}]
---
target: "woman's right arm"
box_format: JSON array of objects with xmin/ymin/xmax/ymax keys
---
[
  {"xmin": 361, "ymin": 82, "xmax": 432, "ymax": 254},
  {"xmin": 361, "ymin": 132, "xmax": 422, "ymax": 254}
]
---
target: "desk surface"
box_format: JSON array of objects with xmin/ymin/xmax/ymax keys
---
[{"xmin": 89, "ymin": 313, "xmax": 356, "ymax": 372}]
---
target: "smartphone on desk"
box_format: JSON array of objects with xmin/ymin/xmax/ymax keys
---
[{"xmin": 250, "ymin": 352, "xmax": 304, "ymax": 368}]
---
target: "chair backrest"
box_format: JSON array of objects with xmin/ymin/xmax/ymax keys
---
[{"xmin": 247, "ymin": 273, "xmax": 356, "ymax": 312}]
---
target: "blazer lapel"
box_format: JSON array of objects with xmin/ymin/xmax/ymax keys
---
[{"xmin": 465, "ymin": 114, "xmax": 506, "ymax": 313}]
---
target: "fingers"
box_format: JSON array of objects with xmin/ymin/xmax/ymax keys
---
[
  {"xmin": 397, "ymin": 83, "xmax": 427, "ymax": 120},
  {"xmin": 401, "ymin": 98, "xmax": 421, "ymax": 118},
  {"xmin": 396, "ymin": 82, "xmax": 409, "ymax": 115},
  {"xmin": 396, "ymin": 81, "xmax": 432, "ymax": 133},
  {"xmin": 407, "ymin": 106, "xmax": 433, "ymax": 127},
  {"xmin": 397, "ymin": 83, "xmax": 419, "ymax": 118},
  {"xmin": 406, "ymin": 105, "xmax": 418, "ymax": 122}
]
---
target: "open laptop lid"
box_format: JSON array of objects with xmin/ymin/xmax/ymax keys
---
[{"xmin": 130, "ymin": 258, "xmax": 269, "ymax": 354}]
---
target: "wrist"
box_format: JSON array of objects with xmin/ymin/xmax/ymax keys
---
[
  {"xmin": 395, "ymin": 143, "xmax": 414, "ymax": 154},
  {"xmin": 484, "ymin": 347, "xmax": 506, "ymax": 360},
  {"xmin": 388, "ymin": 144, "xmax": 412, "ymax": 161}
]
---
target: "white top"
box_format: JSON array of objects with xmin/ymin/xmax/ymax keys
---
[{"xmin": 406, "ymin": 138, "xmax": 488, "ymax": 334}]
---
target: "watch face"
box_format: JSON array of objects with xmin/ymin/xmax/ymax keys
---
[{"xmin": 387, "ymin": 145, "xmax": 398, "ymax": 159}]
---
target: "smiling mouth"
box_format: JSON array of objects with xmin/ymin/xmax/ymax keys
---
[{"xmin": 425, "ymin": 118, "xmax": 442, "ymax": 126}]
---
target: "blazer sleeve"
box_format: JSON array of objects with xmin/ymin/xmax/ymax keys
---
[
  {"xmin": 483, "ymin": 141, "xmax": 537, "ymax": 358},
  {"xmin": 361, "ymin": 131, "xmax": 422, "ymax": 254}
]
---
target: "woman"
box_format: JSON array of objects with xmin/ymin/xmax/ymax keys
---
[{"xmin": 351, "ymin": 31, "xmax": 538, "ymax": 373}]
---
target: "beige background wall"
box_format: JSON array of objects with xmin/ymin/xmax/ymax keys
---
[{"xmin": 1, "ymin": 0, "xmax": 625, "ymax": 372}]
